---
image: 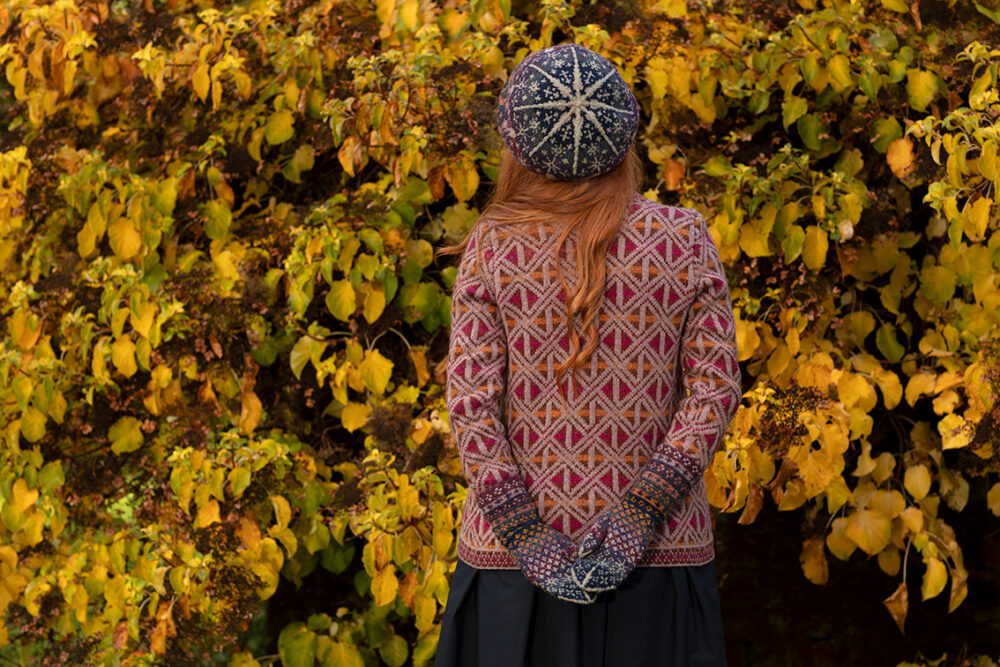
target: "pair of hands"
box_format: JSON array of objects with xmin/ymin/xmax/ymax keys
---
[{"xmin": 503, "ymin": 499, "xmax": 656, "ymax": 604}]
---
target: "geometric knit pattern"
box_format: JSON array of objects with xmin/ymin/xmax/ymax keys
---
[
  {"xmin": 478, "ymin": 475, "xmax": 594, "ymax": 603},
  {"xmin": 446, "ymin": 193, "xmax": 743, "ymax": 569},
  {"xmin": 497, "ymin": 43, "xmax": 640, "ymax": 180}
]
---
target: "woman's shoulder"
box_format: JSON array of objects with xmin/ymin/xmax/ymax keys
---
[
  {"xmin": 624, "ymin": 193, "xmax": 708, "ymax": 250},
  {"xmin": 628, "ymin": 192, "xmax": 704, "ymax": 227}
]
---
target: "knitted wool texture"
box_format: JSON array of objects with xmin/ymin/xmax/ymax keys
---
[
  {"xmin": 446, "ymin": 193, "xmax": 743, "ymax": 569},
  {"xmin": 496, "ymin": 43, "xmax": 639, "ymax": 180}
]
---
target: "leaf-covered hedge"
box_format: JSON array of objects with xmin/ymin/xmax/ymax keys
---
[{"xmin": 1, "ymin": 0, "xmax": 999, "ymax": 664}]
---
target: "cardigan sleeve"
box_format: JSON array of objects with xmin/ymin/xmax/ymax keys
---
[
  {"xmin": 445, "ymin": 224, "xmax": 530, "ymax": 516},
  {"xmin": 636, "ymin": 211, "xmax": 742, "ymax": 502}
]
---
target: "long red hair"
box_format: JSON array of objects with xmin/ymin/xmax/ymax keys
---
[{"xmin": 436, "ymin": 143, "xmax": 646, "ymax": 399}]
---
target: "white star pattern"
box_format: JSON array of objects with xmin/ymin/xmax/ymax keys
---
[{"xmin": 498, "ymin": 44, "xmax": 639, "ymax": 180}]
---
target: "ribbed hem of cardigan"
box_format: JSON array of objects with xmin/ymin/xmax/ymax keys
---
[{"xmin": 457, "ymin": 538, "xmax": 715, "ymax": 570}]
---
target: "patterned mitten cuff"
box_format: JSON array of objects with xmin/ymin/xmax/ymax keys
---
[
  {"xmin": 479, "ymin": 476, "xmax": 595, "ymax": 604},
  {"xmin": 573, "ymin": 447, "xmax": 701, "ymax": 592}
]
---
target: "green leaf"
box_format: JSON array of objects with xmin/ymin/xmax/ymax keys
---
[
  {"xmin": 781, "ymin": 224, "xmax": 805, "ymax": 263},
  {"xmin": 876, "ymin": 324, "xmax": 906, "ymax": 362},
  {"xmin": 324, "ymin": 642, "xmax": 364, "ymax": 667},
  {"xmin": 702, "ymin": 156, "xmax": 732, "ymax": 177},
  {"xmin": 881, "ymin": 0, "xmax": 908, "ymax": 11},
  {"xmin": 906, "ymin": 68, "xmax": 937, "ymax": 112},
  {"xmin": 265, "ymin": 110, "xmax": 295, "ymax": 145},
  {"xmin": 919, "ymin": 265, "xmax": 957, "ymax": 305},
  {"xmin": 229, "ymin": 467, "xmax": 251, "ymax": 497},
  {"xmin": 402, "ymin": 239, "xmax": 434, "ymax": 284},
  {"xmin": 872, "ymin": 117, "xmax": 903, "ymax": 153},
  {"xmin": 20, "ymin": 407, "xmax": 47, "ymax": 443},
  {"xmin": 203, "ymin": 200, "xmax": 232, "ymax": 239},
  {"xmin": 827, "ymin": 54, "xmax": 853, "ymax": 89},
  {"xmin": 278, "ymin": 622, "xmax": 317, "ymax": 667},
  {"xmin": 782, "ymin": 96, "xmax": 808, "ymax": 130},
  {"xmin": 379, "ymin": 633, "xmax": 409, "ymax": 667},
  {"xmin": 326, "ymin": 280, "xmax": 356, "ymax": 321},
  {"xmin": 109, "ymin": 416, "xmax": 144, "ymax": 454},
  {"xmin": 154, "ymin": 178, "xmax": 177, "ymax": 217},
  {"xmin": 356, "ymin": 254, "xmax": 379, "ymax": 281},
  {"xmin": 796, "ymin": 114, "xmax": 822, "ymax": 151}
]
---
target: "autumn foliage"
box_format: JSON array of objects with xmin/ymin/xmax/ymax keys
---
[{"xmin": 1, "ymin": 0, "xmax": 999, "ymax": 664}]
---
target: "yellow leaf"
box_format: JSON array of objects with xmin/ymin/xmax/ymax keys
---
[
  {"xmin": 938, "ymin": 413, "xmax": 972, "ymax": 450},
  {"xmin": 359, "ymin": 349, "xmax": 394, "ymax": 395},
  {"xmin": 877, "ymin": 545, "xmax": 900, "ymax": 576},
  {"xmin": 372, "ymin": 565, "xmax": 399, "ymax": 607},
  {"xmin": 108, "ymin": 416, "xmax": 144, "ymax": 454},
  {"xmin": 270, "ymin": 495, "xmax": 291, "ymax": 530},
  {"xmin": 900, "ymin": 506, "xmax": 924, "ymax": 534},
  {"xmin": 108, "ymin": 217, "xmax": 142, "ymax": 260},
  {"xmin": 338, "ymin": 135, "xmax": 362, "ymax": 177},
  {"xmin": 988, "ymin": 482, "xmax": 1000, "ymax": 517},
  {"xmin": 872, "ymin": 452, "xmax": 895, "ymax": 484},
  {"xmin": 872, "ymin": 368, "xmax": 902, "ymax": 409},
  {"xmin": 111, "ymin": 336, "xmax": 138, "ymax": 377},
  {"xmin": 195, "ymin": 499, "xmax": 220, "ymax": 528},
  {"xmin": 904, "ymin": 373, "xmax": 936, "ymax": 406},
  {"xmin": 341, "ymin": 402, "xmax": 371, "ymax": 432},
  {"xmin": 826, "ymin": 516, "xmax": 857, "ymax": 561},
  {"xmin": 904, "ymin": 464, "xmax": 932, "ymax": 500},
  {"xmin": 734, "ymin": 317, "xmax": 759, "ymax": 362},
  {"xmin": 906, "ymin": 68, "xmax": 937, "ymax": 112},
  {"xmin": 414, "ymin": 592, "xmax": 437, "ymax": 632},
  {"xmin": 239, "ymin": 390, "xmax": 263, "ymax": 435},
  {"xmin": 443, "ymin": 159, "xmax": 479, "ymax": 202},
  {"xmin": 921, "ymin": 557, "xmax": 947, "ymax": 600},
  {"xmin": 432, "ymin": 501, "xmax": 454, "ymax": 558},
  {"xmin": 399, "ymin": 0, "xmax": 419, "ymax": 30},
  {"xmin": 410, "ymin": 346, "xmax": 431, "ymax": 387},
  {"xmin": 979, "ymin": 139, "xmax": 998, "ymax": 181},
  {"xmin": 363, "ymin": 285, "xmax": 386, "ymax": 323},
  {"xmin": 265, "ymin": 109, "xmax": 295, "ymax": 145},
  {"xmin": 802, "ymin": 225, "xmax": 828, "ymax": 271},
  {"xmin": 799, "ymin": 538, "xmax": 828, "ymax": 585},
  {"xmin": 963, "ymin": 196, "xmax": 991, "ymax": 242},
  {"xmin": 20, "ymin": 407, "xmax": 46, "ymax": 443},
  {"xmin": 886, "ymin": 137, "xmax": 914, "ymax": 179},
  {"xmin": 376, "ymin": 0, "xmax": 395, "ymax": 24},
  {"xmin": 869, "ymin": 489, "xmax": 905, "ymax": 519},
  {"xmin": 326, "ymin": 280, "xmax": 356, "ymax": 321},
  {"xmin": 845, "ymin": 508, "xmax": 892, "ymax": 556},
  {"xmin": 12, "ymin": 479, "xmax": 39, "ymax": 513},
  {"xmin": 192, "ymin": 63, "xmax": 210, "ymax": 103},
  {"xmin": 130, "ymin": 301, "xmax": 157, "ymax": 339}
]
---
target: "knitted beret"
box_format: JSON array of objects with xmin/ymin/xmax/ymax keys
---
[{"xmin": 496, "ymin": 43, "xmax": 640, "ymax": 181}]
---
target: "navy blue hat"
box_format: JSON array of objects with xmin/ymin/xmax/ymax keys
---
[{"xmin": 496, "ymin": 43, "xmax": 640, "ymax": 181}]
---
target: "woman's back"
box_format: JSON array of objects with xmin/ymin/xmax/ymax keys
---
[{"xmin": 448, "ymin": 192, "xmax": 740, "ymax": 569}]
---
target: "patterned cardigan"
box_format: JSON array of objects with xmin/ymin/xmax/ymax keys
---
[{"xmin": 445, "ymin": 192, "xmax": 742, "ymax": 569}]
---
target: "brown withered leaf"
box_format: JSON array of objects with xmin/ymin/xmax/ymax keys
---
[
  {"xmin": 799, "ymin": 537, "xmax": 829, "ymax": 585},
  {"xmin": 883, "ymin": 581, "xmax": 908, "ymax": 634},
  {"xmin": 663, "ymin": 159, "xmax": 686, "ymax": 191},
  {"xmin": 738, "ymin": 483, "xmax": 764, "ymax": 525}
]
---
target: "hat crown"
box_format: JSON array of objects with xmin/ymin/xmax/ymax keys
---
[{"xmin": 496, "ymin": 44, "xmax": 639, "ymax": 181}]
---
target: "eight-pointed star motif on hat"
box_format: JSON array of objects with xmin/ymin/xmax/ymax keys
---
[{"xmin": 512, "ymin": 47, "xmax": 637, "ymax": 177}]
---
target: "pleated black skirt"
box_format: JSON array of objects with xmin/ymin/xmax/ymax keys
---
[{"xmin": 434, "ymin": 558, "xmax": 727, "ymax": 667}]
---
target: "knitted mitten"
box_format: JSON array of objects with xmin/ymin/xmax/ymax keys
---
[
  {"xmin": 572, "ymin": 446, "xmax": 701, "ymax": 592},
  {"xmin": 480, "ymin": 476, "xmax": 596, "ymax": 604}
]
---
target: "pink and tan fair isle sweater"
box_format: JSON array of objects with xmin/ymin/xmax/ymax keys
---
[{"xmin": 445, "ymin": 192, "xmax": 742, "ymax": 569}]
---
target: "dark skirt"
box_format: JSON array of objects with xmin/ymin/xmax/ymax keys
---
[{"xmin": 434, "ymin": 558, "xmax": 727, "ymax": 667}]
